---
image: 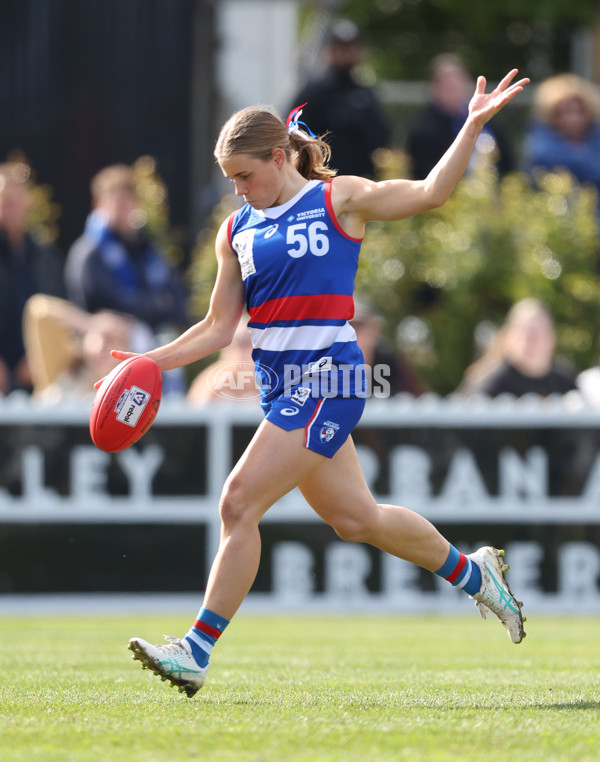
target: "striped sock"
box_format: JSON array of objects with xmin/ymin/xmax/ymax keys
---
[
  {"xmin": 434, "ymin": 544, "xmax": 482, "ymax": 596},
  {"xmin": 184, "ymin": 607, "xmax": 230, "ymax": 667}
]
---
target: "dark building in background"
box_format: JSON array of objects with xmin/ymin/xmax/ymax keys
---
[{"xmin": 0, "ymin": 0, "xmax": 216, "ymax": 256}]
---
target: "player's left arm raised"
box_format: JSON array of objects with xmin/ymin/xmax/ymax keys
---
[{"xmin": 333, "ymin": 69, "xmax": 530, "ymax": 231}]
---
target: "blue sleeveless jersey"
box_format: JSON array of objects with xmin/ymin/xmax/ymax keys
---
[{"xmin": 228, "ymin": 179, "xmax": 365, "ymax": 403}]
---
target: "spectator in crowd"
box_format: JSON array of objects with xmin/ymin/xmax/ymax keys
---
[
  {"xmin": 576, "ymin": 342, "xmax": 600, "ymax": 409},
  {"xmin": 23, "ymin": 294, "xmax": 153, "ymax": 401},
  {"xmin": 187, "ymin": 319, "xmax": 259, "ymax": 405},
  {"xmin": 65, "ymin": 164, "xmax": 190, "ymax": 395},
  {"xmin": 459, "ymin": 298, "xmax": 577, "ymax": 398},
  {"xmin": 65, "ymin": 164, "xmax": 189, "ymax": 335},
  {"xmin": 522, "ymin": 73, "xmax": 600, "ymax": 219},
  {"xmin": 288, "ymin": 19, "xmax": 391, "ymax": 179},
  {"xmin": 406, "ymin": 54, "xmax": 514, "ymax": 180},
  {"xmin": 351, "ymin": 298, "xmax": 423, "ymax": 398},
  {"xmin": 0, "ymin": 163, "xmax": 65, "ymax": 395}
]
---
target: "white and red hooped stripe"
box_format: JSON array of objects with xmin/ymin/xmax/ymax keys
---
[
  {"xmin": 249, "ymin": 322, "xmax": 356, "ymax": 353},
  {"xmin": 187, "ymin": 620, "xmax": 224, "ymax": 653},
  {"xmin": 304, "ymin": 397, "xmax": 326, "ymax": 448},
  {"xmin": 248, "ymin": 293, "xmax": 354, "ymax": 324},
  {"xmin": 192, "ymin": 619, "xmax": 223, "ymax": 640},
  {"xmin": 444, "ymin": 552, "xmax": 473, "ymax": 589},
  {"xmin": 455, "ymin": 560, "xmax": 473, "ymax": 589},
  {"xmin": 445, "ymin": 552, "xmax": 467, "ymax": 583}
]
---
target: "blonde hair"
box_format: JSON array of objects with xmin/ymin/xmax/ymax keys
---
[
  {"xmin": 462, "ymin": 299, "xmax": 554, "ymax": 386},
  {"xmin": 533, "ymin": 74, "xmax": 600, "ymax": 130},
  {"xmin": 429, "ymin": 53, "xmax": 469, "ymax": 80},
  {"xmin": 90, "ymin": 164, "xmax": 137, "ymax": 203},
  {"xmin": 214, "ymin": 106, "xmax": 336, "ymax": 181}
]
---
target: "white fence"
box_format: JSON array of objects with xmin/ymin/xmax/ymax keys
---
[{"xmin": 1, "ymin": 394, "xmax": 599, "ymax": 613}]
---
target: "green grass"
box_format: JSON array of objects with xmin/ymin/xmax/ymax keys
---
[{"xmin": 1, "ymin": 613, "xmax": 599, "ymax": 761}]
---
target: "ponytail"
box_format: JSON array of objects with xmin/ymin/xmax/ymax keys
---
[
  {"xmin": 288, "ymin": 130, "xmax": 336, "ymax": 181},
  {"xmin": 214, "ymin": 105, "xmax": 336, "ymax": 181}
]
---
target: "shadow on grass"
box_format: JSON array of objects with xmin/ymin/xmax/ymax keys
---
[{"xmin": 536, "ymin": 701, "xmax": 600, "ymax": 711}]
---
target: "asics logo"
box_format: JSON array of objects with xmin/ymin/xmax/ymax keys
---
[
  {"xmin": 488, "ymin": 568, "xmax": 520, "ymax": 614},
  {"xmin": 264, "ymin": 224, "xmax": 279, "ymax": 238},
  {"xmin": 158, "ymin": 657, "xmax": 204, "ymax": 677}
]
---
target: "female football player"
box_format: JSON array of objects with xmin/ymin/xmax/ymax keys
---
[{"xmin": 119, "ymin": 68, "xmax": 530, "ymax": 696}]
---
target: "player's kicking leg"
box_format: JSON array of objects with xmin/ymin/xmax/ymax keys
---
[
  {"xmin": 468, "ymin": 546, "xmax": 525, "ymax": 643},
  {"xmin": 298, "ymin": 436, "xmax": 525, "ymax": 643}
]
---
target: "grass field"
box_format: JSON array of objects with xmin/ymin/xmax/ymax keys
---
[{"xmin": 1, "ymin": 613, "xmax": 599, "ymax": 761}]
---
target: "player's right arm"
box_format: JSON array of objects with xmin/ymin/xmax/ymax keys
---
[{"xmin": 111, "ymin": 219, "xmax": 245, "ymax": 372}]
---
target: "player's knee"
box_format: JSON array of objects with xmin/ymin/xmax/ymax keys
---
[
  {"xmin": 330, "ymin": 514, "xmax": 372, "ymax": 543},
  {"xmin": 218, "ymin": 474, "xmax": 256, "ymax": 529}
]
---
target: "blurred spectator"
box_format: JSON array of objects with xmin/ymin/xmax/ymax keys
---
[
  {"xmin": 406, "ymin": 54, "xmax": 514, "ymax": 180},
  {"xmin": 351, "ymin": 299, "xmax": 424, "ymax": 398},
  {"xmin": 65, "ymin": 164, "xmax": 190, "ymax": 395},
  {"xmin": 23, "ymin": 294, "xmax": 153, "ymax": 401},
  {"xmin": 459, "ymin": 298, "xmax": 577, "ymax": 398},
  {"xmin": 65, "ymin": 164, "xmax": 189, "ymax": 334},
  {"xmin": 288, "ymin": 19, "xmax": 391, "ymax": 179},
  {"xmin": 522, "ymin": 73, "xmax": 600, "ymax": 219},
  {"xmin": 0, "ymin": 163, "xmax": 65, "ymax": 395},
  {"xmin": 576, "ymin": 343, "xmax": 600, "ymax": 409},
  {"xmin": 187, "ymin": 320, "xmax": 258, "ymax": 405}
]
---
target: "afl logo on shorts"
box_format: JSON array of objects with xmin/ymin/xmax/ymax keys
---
[{"xmin": 264, "ymin": 224, "xmax": 279, "ymax": 239}]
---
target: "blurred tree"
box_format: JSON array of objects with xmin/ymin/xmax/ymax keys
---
[
  {"xmin": 310, "ymin": 0, "xmax": 600, "ymax": 81},
  {"xmin": 188, "ymin": 194, "xmax": 238, "ymax": 322},
  {"xmin": 357, "ymin": 150, "xmax": 600, "ymax": 394},
  {"xmin": 4, "ymin": 151, "xmax": 61, "ymax": 246},
  {"xmin": 131, "ymin": 156, "xmax": 186, "ymax": 269}
]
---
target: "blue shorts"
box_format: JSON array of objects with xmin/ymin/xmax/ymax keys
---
[{"xmin": 262, "ymin": 386, "xmax": 366, "ymax": 458}]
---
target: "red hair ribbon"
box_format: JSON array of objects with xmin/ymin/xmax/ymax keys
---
[{"xmin": 285, "ymin": 103, "xmax": 316, "ymax": 137}]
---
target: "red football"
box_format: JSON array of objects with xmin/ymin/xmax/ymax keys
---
[{"xmin": 89, "ymin": 355, "xmax": 162, "ymax": 453}]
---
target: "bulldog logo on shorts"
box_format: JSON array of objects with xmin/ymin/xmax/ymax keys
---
[{"xmin": 319, "ymin": 419, "xmax": 340, "ymax": 443}]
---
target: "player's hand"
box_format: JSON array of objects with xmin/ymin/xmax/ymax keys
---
[
  {"xmin": 93, "ymin": 350, "xmax": 141, "ymax": 389},
  {"xmin": 111, "ymin": 349, "xmax": 139, "ymax": 362},
  {"xmin": 468, "ymin": 69, "xmax": 530, "ymax": 127}
]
